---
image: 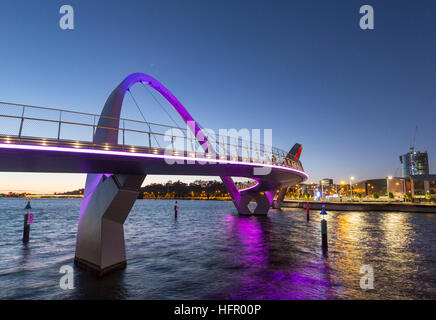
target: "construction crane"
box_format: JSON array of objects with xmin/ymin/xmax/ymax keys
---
[{"xmin": 410, "ymin": 125, "xmax": 418, "ymax": 152}]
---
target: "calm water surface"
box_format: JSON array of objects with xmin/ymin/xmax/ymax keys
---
[{"xmin": 0, "ymin": 198, "xmax": 435, "ymax": 299}]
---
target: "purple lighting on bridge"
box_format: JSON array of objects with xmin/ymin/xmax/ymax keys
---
[
  {"xmin": 0, "ymin": 143, "xmax": 309, "ymax": 179},
  {"xmin": 238, "ymin": 179, "xmax": 260, "ymax": 193}
]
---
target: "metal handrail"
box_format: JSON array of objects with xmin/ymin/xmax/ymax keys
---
[
  {"xmin": 0, "ymin": 101, "xmax": 187, "ymax": 131},
  {"xmin": 0, "ymin": 101, "xmax": 281, "ymax": 153},
  {"xmin": 0, "ymin": 101, "xmax": 304, "ymax": 171}
]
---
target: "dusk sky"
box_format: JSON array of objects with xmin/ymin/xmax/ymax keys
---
[{"xmin": 0, "ymin": 0, "xmax": 435, "ymax": 193}]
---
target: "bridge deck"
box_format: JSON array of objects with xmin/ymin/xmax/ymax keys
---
[{"xmin": 0, "ymin": 135, "xmax": 307, "ymax": 188}]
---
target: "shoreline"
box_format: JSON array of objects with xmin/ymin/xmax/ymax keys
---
[
  {"xmin": 282, "ymin": 200, "xmax": 436, "ymax": 213},
  {"xmin": 0, "ymin": 196, "xmax": 233, "ymax": 201}
]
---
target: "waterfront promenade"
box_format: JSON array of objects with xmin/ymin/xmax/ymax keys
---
[{"xmin": 282, "ymin": 200, "xmax": 436, "ymax": 213}]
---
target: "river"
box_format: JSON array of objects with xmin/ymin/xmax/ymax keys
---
[{"xmin": 0, "ymin": 198, "xmax": 435, "ymax": 299}]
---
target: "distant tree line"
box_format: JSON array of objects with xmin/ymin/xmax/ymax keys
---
[
  {"xmin": 57, "ymin": 180, "xmax": 253, "ymax": 200},
  {"xmin": 55, "ymin": 189, "xmax": 84, "ymax": 195},
  {"xmin": 140, "ymin": 180, "xmax": 252, "ymax": 200},
  {"xmin": 0, "ymin": 192, "xmax": 28, "ymax": 198}
]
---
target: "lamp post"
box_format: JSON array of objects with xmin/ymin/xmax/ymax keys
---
[
  {"xmin": 321, "ymin": 183, "xmax": 324, "ymax": 201},
  {"xmin": 350, "ymin": 176, "xmax": 354, "ymax": 201},
  {"xmin": 387, "ymin": 176, "xmax": 393, "ymax": 198}
]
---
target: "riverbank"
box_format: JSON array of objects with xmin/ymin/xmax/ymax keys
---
[
  {"xmin": 282, "ymin": 200, "xmax": 436, "ymax": 213},
  {"xmin": 0, "ymin": 195, "xmax": 232, "ymax": 200}
]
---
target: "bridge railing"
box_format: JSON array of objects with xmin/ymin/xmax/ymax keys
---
[{"xmin": 0, "ymin": 101, "xmax": 304, "ymax": 171}]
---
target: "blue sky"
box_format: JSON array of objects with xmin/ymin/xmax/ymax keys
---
[{"xmin": 0, "ymin": 0, "xmax": 435, "ymax": 192}]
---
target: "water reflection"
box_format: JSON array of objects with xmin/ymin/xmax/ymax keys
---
[
  {"xmin": 221, "ymin": 213, "xmax": 337, "ymax": 299},
  {"xmin": 72, "ymin": 266, "xmax": 128, "ymax": 300},
  {"xmin": 224, "ymin": 215, "xmax": 269, "ymax": 269},
  {"xmin": 382, "ymin": 214, "xmax": 415, "ymax": 250},
  {"xmin": 0, "ymin": 198, "xmax": 435, "ymax": 299}
]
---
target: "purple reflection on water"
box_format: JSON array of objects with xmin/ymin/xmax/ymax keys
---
[
  {"xmin": 224, "ymin": 214, "xmax": 268, "ymax": 268},
  {"xmin": 222, "ymin": 214, "xmax": 335, "ymax": 300}
]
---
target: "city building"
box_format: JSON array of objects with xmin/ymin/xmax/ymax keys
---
[
  {"xmin": 288, "ymin": 174, "xmax": 435, "ymax": 201},
  {"xmin": 352, "ymin": 177, "xmax": 409, "ymax": 198},
  {"xmin": 400, "ymin": 150, "xmax": 429, "ymax": 178}
]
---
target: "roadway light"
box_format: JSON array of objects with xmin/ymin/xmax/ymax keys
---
[
  {"xmin": 350, "ymin": 176, "xmax": 355, "ymax": 200},
  {"xmin": 387, "ymin": 176, "xmax": 393, "ymax": 197}
]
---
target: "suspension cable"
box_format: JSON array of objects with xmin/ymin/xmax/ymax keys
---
[
  {"xmin": 139, "ymin": 81, "xmax": 234, "ymax": 157},
  {"xmin": 127, "ymin": 88, "xmax": 161, "ymax": 148},
  {"xmin": 140, "ymin": 81, "xmax": 183, "ymax": 129}
]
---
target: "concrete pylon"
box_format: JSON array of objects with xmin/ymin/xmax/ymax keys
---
[
  {"xmin": 75, "ymin": 173, "xmax": 145, "ymax": 275},
  {"xmin": 272, "ymin": 188, "xmax": 287, "ymax": 209},
  {"xmin": 75, "ymin": 73, "xmax": 228, "ymax": 274},
  {"xmin": 74, "ymin": 74, "xmax": 154, "ymax": 275},
  {"xmin": 222, "ymin": 176, "xmax": 276, "ymax": 216}
]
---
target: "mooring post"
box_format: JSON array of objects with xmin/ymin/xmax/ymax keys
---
[
  {"xmin": 23, "ymin": 213, "xmax": 30, "ymax": 243},
  {"xmin": 174, "ymin": 200, "xmax": 178, "ymax": 219},
  {"xmin": 320, "ymin": 204, "xmax": 328, "ymax": 250},
  {"xmin": 23, "ymin": 198, "xmax": 32, "ymax": 243},
  {"xmin": 23, "ymin": 211, "xmax": 33, "ymax": 243},
  {"xmin": 306, "ymin": 201, "xmax": 310, "ymax": 221}
]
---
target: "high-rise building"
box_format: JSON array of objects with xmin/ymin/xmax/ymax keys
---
[{"xmin": 399, "ymin": 151, "xmax": 429, "ymax": 178}]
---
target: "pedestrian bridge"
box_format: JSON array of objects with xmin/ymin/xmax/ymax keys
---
[{"xmin": 0, "ymin": 73, "xmax": 307, "ymax": 275}]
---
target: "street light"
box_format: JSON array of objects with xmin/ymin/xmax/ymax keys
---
[
  {"xmin": 350, "ymin": 176, "xmax": 355, "ymax": 200},
  {"xmin": 387, "ymin": 175, "xmax": 393, "ymax": 198}
]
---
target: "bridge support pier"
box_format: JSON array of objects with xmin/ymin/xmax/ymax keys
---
[
  {"xmin": 245, "ymin": 190, "xmax": 276, "ymax": 215},
  {"xmin": 74, "ymin": 173, "xmax": 145, "ymax": 276},
  {"xmin": 272, "ymin": 188, "xmax": 287, "ymax": 209},
  {"xmin": 222, "ymin": 176, "xmax": 277, "ymax": 216}
]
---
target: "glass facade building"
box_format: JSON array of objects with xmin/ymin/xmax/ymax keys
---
[{"xmin": 399, "ymin": 151, "xmax": 429, "ymax": 178}]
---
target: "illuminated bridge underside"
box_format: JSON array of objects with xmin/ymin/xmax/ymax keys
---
[
  {"xmin": 0, "ymin": 144, "xmax": 304, "ymax": 186},
  {"xmin": 0, "ymin": 73, "xmax": 307, "ymax": 275}
]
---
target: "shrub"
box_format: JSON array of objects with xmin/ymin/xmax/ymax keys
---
[
  {"xmin": 372, "ymin": 192, "xmax": 379, "ymax": 200},
  {"xmin": 404, "ymin": 192, "xmax": 413, "ymax": 202}
]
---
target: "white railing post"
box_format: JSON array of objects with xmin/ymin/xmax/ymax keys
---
[
  {"xmin": 92, "ymin": 115, "xmax": 96, "ymax": 144},
  {"xmin": 122, "ymin": 119, "xmax": 125, "ymax": 147},
  {"xmin": 57, "ymin": 111, "xmax": 62, "ymax": 140},
  {"xmin": 18, "ymin": 105, "xmax": 25, "ymax": 138}
]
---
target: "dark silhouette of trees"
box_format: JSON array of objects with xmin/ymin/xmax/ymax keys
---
[{"xmin": 139, "ymin": 180, "xmax": 253, "ymax": 200}]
